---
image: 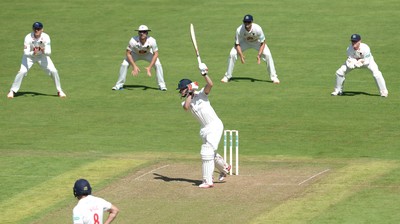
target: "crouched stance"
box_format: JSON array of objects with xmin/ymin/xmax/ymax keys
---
[
  {"xmin": 112, "ymin": 25, "xmax": 166, "ymax": 91},
  {"xmin": 7, "ymin": 22, "xmax": 66, "ymax": 98},
  {"xmin": 332, "ymin": 34, "xmax": 388, "ymax": 97}
]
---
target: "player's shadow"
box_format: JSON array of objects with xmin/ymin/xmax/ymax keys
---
[
  {"xmin": 230, "ymin": 77, "xmax": 270, "ymax": 83},
  {"xmin": 123, "ymin": 85, "xmax": 159, "ymax": 91},
  {"xmin": 153, "ymin": 173, "xmax": 202, "ymax": 186},
  {"xmin": 341, "ymin": 91, "xmax": 379, "ymax": 97},
  {"xmin": 13, "ymin": 91, "xmax": 56, "ymax": 97}
]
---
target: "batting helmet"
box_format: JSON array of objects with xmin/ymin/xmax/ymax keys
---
[
  {"xmin": 177, "ymin": 79, "xmax": 192, "ymax": 90},
  {"xmin": 73, "ymin": 179, "xmax": 92, "ymax": 197}
]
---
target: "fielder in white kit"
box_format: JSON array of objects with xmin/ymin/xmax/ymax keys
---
[
  {"xmin": 7, "ymin": 22, "xmax": 66, "ymax": 98},
  {"xmin": 73, "ymin": 179, "xmax": 119, "ymax": 224},
  {"xmin": 112, "ymin": 25, "xmax": 167, "ymax": 91},
  {"xmin": 221, "ymin": 14, "xmax": 280, "ymax": 84},
  {"xmin": 177, "ymin": 63, "xmax": 231, "ymax": 189},
  {"xmin": 331, "ymin": 34, "xmax": 388, "ymax": 97}
]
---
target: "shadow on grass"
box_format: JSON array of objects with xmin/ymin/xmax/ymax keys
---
[
  {"xmin": 341, "ymin": 91, "xmax": 380, "ymax": 97},
  {"xmin": 14, "ymin": 91, "xmax": 56, "ymax": 98},
  {"xmin": 153, "ymin": 173, "xmax": 202, "ymax": 186},
  {"xmin": 230, "ymin": 77, "xmax": 271, "ymax": 83},
  {"xmin": 123, "ymin": 85, "xmax": 159, "ymax": 91}
]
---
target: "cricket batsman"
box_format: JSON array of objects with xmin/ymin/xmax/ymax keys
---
[
  {"xmin": 73, "ymin": 179, "xmax": 119, "ymax": 224},
  {"xmin": 177, "ymin": 63, "xmax": 231, "ymax": 188}
]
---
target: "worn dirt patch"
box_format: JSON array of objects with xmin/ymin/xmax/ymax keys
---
[{"xmin": 33, "ymin": 158, "xmax": 334, "ymax": 224}]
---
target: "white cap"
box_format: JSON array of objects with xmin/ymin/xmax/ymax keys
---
[{"xmin": 135, "ymin": 25, "xmax": 151, "ymax": 31}]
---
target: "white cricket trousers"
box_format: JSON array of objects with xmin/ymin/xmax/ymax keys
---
[
  {"xmin": 225, "ymin": 42, "xmax": 278, "ymax": 80},
  {"xmin": 199, "ymin": 120, "xmax": 224, "ymax": 150},
  {"xmin": 199, "ymin": 120, "xmax": 224, "ymax": 184},
  {"xmin": 334, "ymin": 57, "xmax": 388, "ymax": 93},
  {"xmin": 10, "ymin": 55, "xmax": 63, "ymax": 93},
  {"xmin": 114, "ymin": 53, "xmax": 166, "ymax": 89}
]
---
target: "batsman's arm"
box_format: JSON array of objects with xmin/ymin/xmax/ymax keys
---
[
  {"xmin": 203, "ymin": 73, "xmax": 213, "ymax": 95},
  {"xmin": 182, "ymin": 92, "xmax": 193, "ymax": 111},
  {"xmin": 104, "ymin": 204, "xmax": 119, "ymax": 224}
]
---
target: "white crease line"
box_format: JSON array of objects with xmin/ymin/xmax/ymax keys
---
[
  {"xmin": 298, "ymin": 169, "xmax": 330, "ymax": 185},
  {"xmin": 134, "ymin": 164, "xmax": 170, "ymax": 180}
]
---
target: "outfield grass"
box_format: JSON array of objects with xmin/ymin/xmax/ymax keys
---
[{"xmin": 1, "ymin": 0, "xmax": 400, "ymax": 223}]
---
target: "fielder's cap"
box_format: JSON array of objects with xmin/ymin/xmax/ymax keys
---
[
  {"xmin": 243, "ymin": 14, "xmax": 253, "ymax": 22},
  {"xmin": 135, "ymin": 25, "xmax": 151, "ymax": 32},
  {"xmin": 350, "ymin": 34, "xmax": 361, "ymax": 42},
  {"xmin": 32, "ymin": 22, "xmax": 43, "ymax": 29},
  {"xmin": 177, "ymin": 79, "xmax": 192, "ymax": 90}
]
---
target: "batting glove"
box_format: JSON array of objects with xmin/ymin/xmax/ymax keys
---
[
  {"xmin": 199, "ymin": 63, "xmax": 208, "ymax": 76},
  {"xmin": 187, "ymin": 82, "xmax": 199, "ymax": 92}
]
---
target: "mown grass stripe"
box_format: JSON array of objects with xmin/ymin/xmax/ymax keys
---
[
  {"xmin": 251, "ymin": 161, "xmax": 398, "ymax": 224},
  {"xmin": 3, "ymin": 158, "xmax": 146, "ymax": 224}
]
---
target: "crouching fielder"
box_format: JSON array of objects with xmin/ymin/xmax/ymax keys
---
[
  {"xmin": 177, "ymin": 63, "xmax": 231, "ymax": 189},
  {"xmin": 7, "ymin": 22, "xmax": 66, "ymax": 98},
  {"xmin": 331, "ymin": 34, "xmax": 388, "ymax": 97}
]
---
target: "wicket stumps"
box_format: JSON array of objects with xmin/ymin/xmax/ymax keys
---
[{"xmin": 223, "ymin": 130, "xmax": 239, "ymax": 175}]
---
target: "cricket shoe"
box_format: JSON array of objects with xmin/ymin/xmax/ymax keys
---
[
  {"xmin": 7, "ymin": 91, "xmax": 14, "ymax": 98},
  {"xmin": 199, "ymin": 181, "xmax": 214, "ymax": 189},
  {"xmin": 331, "ymin": 90, "xmax": 343, "ymax": 96},
  {"xmin": 380, "ymin": 90, "xmax": 388, "ymax": 97},
  {"xmin": 272, "ymin": 78, "xmax": 280, "ymax": 84},
  {"xmin": 218, "ymin": 164, "xmax": 232, "ymax": 181},
  {"xmin": 160, "ymin": 87, "xmax": 167, "ymax": 91},
  {"xmin": 112, "ymin": 86, "xmax": 123, "ymax": 90},
  {"xmin": 58, "ymin": 91, "xmax": 67, "ymax": 98},
  {"xmin": 221, "ymin": 76, "xmax": 229, "ymax": 83}
]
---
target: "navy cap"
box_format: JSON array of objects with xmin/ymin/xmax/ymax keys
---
[
  {"xmin": 243, "ymin": 14, "xmax": 253, "ymax": 22},
  {"xmin": 32, "ymin": 22, "xmax": 43, "ymax": 29},
  {"xmin": 177, "ymin": 79, "xmax": 192, "ymax": 90},
  {"xmin": 350, "ymin": 34, "xmax": 361, "ymax": 42}
]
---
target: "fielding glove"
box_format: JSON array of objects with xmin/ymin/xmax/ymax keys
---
[
  {"xmin": 187, "ymin": 82, "xmax": 199, "ymax": 92},
  {"xmin": 199, "ymin": 63, "xmax": 208, "ymax": 76}
]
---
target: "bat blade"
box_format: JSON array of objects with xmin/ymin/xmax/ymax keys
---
[{"xmin": 190, "ymin": 23, "xmax": 202, "ymax": 65}]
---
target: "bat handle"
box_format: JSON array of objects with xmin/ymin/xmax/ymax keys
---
[{"xmin": 197, "ymin": 56, "xmax": 202, "ymax": 65}]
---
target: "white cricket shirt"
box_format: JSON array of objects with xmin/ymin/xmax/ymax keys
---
[
  {"xmin": 183, "ymin": 88, "xmax": 221, "ymax": 128},
  {"xmin": 346, "ymin": 43, "xmax": 373, "ymax": 64},
  {"xmin": 127, "ymin": 36, "xmax": 158, "ymax": 55},
  {"xmin": 235, "ymin": 23, "xmax": 265, "ymax": 46},
  {"xmin": 23, "ymin": 32, "xmax": 51, "ymax": 56},
  {"xmin": 72, "ymin": 195, "xmax": 112, "ymax": 224}
]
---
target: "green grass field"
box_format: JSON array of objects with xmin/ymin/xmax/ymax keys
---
[{"xmin": 1, "ymin": 0, "xmax": 400, "ymax": 223}]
